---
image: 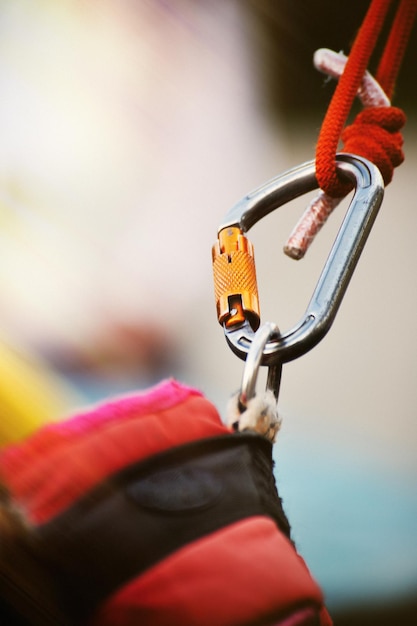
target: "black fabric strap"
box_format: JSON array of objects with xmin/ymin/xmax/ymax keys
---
[{"xmin": 36, "ymin": 433, "xmax": 291, "ymax": 622}]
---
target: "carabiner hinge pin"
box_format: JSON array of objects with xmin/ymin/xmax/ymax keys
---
[{"xmin": 212, "ymin": 226, "xmax": 260, "ymax": 330}]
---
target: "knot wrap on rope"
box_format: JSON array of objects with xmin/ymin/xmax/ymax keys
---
[
  {"xmin": 342, "ymin": 106, "xmax": 406, "ymax": 186},
  {"xmin": 314, "ymin": 0, "xmax": 417, "ymax": 200},
  {"xmin": 317, "ymin": 104, "xmax": 406, "ymax": 198}
]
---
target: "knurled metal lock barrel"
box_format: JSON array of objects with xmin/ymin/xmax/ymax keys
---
[{"xmin": 212, "ymin": 226, "xmax": 260, "ymax": 330}]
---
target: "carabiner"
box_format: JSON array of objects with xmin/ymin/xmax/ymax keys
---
[{"xmin": 212, "ymin": 153, "xmax": 384, "ymax": 365}]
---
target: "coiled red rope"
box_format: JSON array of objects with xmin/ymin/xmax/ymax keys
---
[
  {"xmin": 341, "ymin": 106, "xmax": 405, "ymax": 185},
  {"xmin": 316, "ymin": 0, "xmax": 417, "ymax": 198}
]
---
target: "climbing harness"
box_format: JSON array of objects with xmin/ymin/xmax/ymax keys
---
[{"xmin": 213, "ymin": 0, "xmax": 416, "ymax": 418}]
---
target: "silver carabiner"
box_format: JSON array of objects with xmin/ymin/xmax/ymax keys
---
[{"xmin": 212, "ymin": 153, "xmax": 384, "ymax": 365}]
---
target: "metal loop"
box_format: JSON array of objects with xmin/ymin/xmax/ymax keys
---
[{"xmin": 239, "ymin": 322, "xmax": 282, "ymax": 410}]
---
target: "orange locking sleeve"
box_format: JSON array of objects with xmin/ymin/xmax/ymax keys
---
[{"xmin": 212, "ymin": 227, "xmax": 260, "ymax": 330}]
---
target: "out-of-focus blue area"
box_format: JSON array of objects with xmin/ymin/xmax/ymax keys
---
[{"xmin": 274, "ymin": 432, "xmax": 417, "ymax": 610}]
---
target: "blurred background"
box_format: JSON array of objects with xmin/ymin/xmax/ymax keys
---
[{"xmin": 0, "ymin": 1, "xmax": 416, "ymax": 623}]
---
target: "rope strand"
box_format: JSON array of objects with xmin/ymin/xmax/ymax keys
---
[
  {"xmin": 286, "ymin": 1, "xmax": 417, "ymax": 257},
  {"xmin": 316, "ymin": 0, "xmax": 394, "ymax": 197},
  {"xmin": 376, "ymin": 0, "xmax": 417, "ymax": 98}
]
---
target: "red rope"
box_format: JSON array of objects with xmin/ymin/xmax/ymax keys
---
[
  {"xmin": 341, "ymin": 106, "xmax": 405, "ymax": 185},
  {"xmin": 316, "ymin": 0, "xmax": 417, "ymax": 197},
  {"xmin": 376, "ymin": 0, "xmax": 417, "ymax": 97}
]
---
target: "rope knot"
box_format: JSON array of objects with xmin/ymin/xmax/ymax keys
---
[
  {"xmin": 341, "ymin": 105, "xmax": 406, "ymax": 185},
  {"xmin": 321, "ymin": 105, "xmax": 406, "ymax": 197},
  {"xmin": 319, "ymin": 105, "xmax": 406, "ymax": 198}
]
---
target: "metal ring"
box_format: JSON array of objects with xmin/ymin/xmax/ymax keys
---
[{"xmin": 239, "ymin": 322, "xmax": 282, "ymax": 409}]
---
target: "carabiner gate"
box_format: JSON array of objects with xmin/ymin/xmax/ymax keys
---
[{"xmin": 212, "ymin": 153, "xmax": 384, "ymax": 365}]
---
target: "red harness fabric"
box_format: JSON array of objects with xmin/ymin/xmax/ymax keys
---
[
  {"xmin": 0, "ymin": 380, "xmax": 228, "ymax": 524},
  {"xmin": 92, "ymin": 517, "xmax": 329, "ymax": 626},
  {"xmin": 0, "ymin": 379, "xmax": 332, "ymax": 625}
]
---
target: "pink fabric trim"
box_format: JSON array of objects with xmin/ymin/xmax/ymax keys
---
[
  {"xmin": 52, "ymin": 379, "xmax": 202, "ymax": 435},
  {"xmin": 0, "ymin": 380, "xmax": 229, "ymax": 524},
  {"xmin": 0, "ymin": 379, "xmax": 201, "ymax": 472}
]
